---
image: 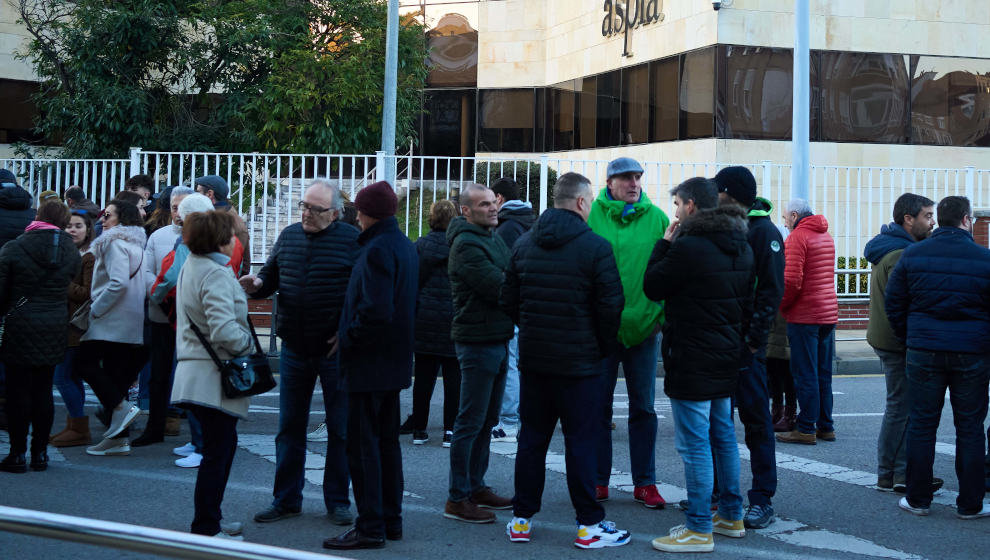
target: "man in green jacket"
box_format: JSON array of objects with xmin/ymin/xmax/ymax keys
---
[
  {"xmin": 444, "ymin": 183, "xmax": 515, "ymax": 524},
  {"xmin": 588, "ymin": 157, "xmax": 670, "ymax": 508},
  {"xmin": 863, "ymin": 193, "xmax": 935, "ymax": 492}
]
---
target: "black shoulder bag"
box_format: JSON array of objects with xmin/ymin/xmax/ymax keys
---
[{"xmin": 187, "ymin": 314, "xmax": 276, "ymax": 399}]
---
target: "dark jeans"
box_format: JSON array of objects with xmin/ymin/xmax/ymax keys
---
[
  {"xmin": 75, "ymin": 341, "xmax": 147, "ymax": 438},
  {"xmin": 4, "ymin": 364, "xmax": 55, "ymax": 454},
  {"xmin": 904, "ymin": 349, "xmax": 989, "ymax": 514},
  {"xmin": 144, "ymin": 322, "xmax": 176, "ymax": 438},
  {"xmin": 53, "ymin": 347, "xmax": 86, "ymax": 418},
  {"xmin": 733, "ymin": 351, "xmax": 777, "ymax": 506},
  {"xmin": 347, "ymin": 391, "xmax": 403, "ymax": 539},
  {"xmin": 274, "ymin": 347, "xmax": 349, "ymax": 511},
  {"xmin": 189, "ymin": 405, "xmax": 239, "ymax": 536},
  {"xmin": 513, "ymin": 372, "xmax": 605, "ymax": 526},
  {"xmin": 875, "ymin": 348, "xmax": 909, "ymax": 482},
  {"xmin": 767, "ymin": 357, "xmax": 795, "ymax": 409},
  {"xmin": 411, "ymin": 353, "xmax": 461, "ymax": 431},
  {"xmin": 598, "ymin": 333, "xmax": 659, "ymax": 488},
  {"xmin": 786, "ymin": 323, "xmax": 835, "ymax": 434},
  {"xmin": 449, "ymin": 341, "xmax": 508, "ymax": 502}
]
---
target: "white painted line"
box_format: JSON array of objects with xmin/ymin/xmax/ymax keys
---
[{"xmin": 935, "ymin": 442, "xmax": 955, "ymax": 457}]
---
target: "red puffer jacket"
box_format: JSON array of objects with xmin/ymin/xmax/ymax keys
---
[{"xmin": 781, "ymin": 214, "xmax": 838, "ymax": 324}]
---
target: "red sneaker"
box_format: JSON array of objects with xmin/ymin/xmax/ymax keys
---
[
  {"xmin": 634, "ymin": 484, "xmax": 666, "ymax": 509},
  {"xmin": 595, "ymin": 486, "xmax": 609, "ymax": 502}
]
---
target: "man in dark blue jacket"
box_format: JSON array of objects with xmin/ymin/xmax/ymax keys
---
[
  {"xmin": 885, "ymin": 195, "xmax": 990, "ymax": 520},
  {"xmin": 242, "ymin": 180, "xmax": 359, "ymax": 526},
  {"xmin": 324, "ymin": 181, "xmax": 418, "ymax": 550},
  {"xmin": 500, "ymin": 172, "xmax": 630, "ymax": 549}
]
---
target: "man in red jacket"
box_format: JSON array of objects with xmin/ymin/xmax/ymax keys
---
[{"xmin": 776, "ymin": 199, "xmax": 838, "ymax": 445}]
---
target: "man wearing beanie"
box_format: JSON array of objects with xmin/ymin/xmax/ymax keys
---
[
  {"xmin": 325, "ymin": 181, "xmax": 417, "ymax": 550},
  {"xmin": 588, "ymin": 156, "xmax": 670, "ymax": 509},
  {"xmin": 715, "ymin": 165, "xmax": 785, "ymax": 529},
  {"xmin": 0, "ymin": 169, "xmax": 34, "ymax": 250},
  {"xmin": 194, "ymin": 175, "xmax": 250, "ymax": 276}
]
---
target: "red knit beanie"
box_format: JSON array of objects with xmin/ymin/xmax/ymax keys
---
[{"xmin": 354, "ymin": 181, "xmax": 398, "ymax": 219}]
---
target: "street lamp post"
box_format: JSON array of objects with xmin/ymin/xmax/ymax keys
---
[
  {"xmin": 791, "ymin": 0, "xmax": 810, "ymax": 202},
  {"xmin": 381, "ymin": 0, "xmax": 399, "ymax": 186}
]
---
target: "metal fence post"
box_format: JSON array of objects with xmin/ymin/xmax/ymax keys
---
[
  {"xmin": 965, "ymin": 166, "xmax": 976, "ymax": 202},
  {"xmin": 128, "ymin": 147, "xmax": 141, "ymax": 178},
  {"xmin": 539, "ymin": 154, "xmax": 549, "ymax": 214},
  {"xmin": 761, "ymin": 160, "xmax": 773, "ymax": 197},
  {"xmin": 375, "ymin": 151, "xmax": 385, "ymax": 184}
]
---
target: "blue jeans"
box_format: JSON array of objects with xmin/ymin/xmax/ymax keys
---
[
  {"xmin": 597, "ymin": 333, "xmax": 659, "ymax": 487},
  {"xmin": 904, "ymin": 349, "xmax": 989, "ymax": 514},
  {"xmin": 274, "ymin": 347, "xmax": 349, "ymax": 511},
  {"xmin": 499, "ymin": 329, "xmax": 520, "ymax": 430},
  {"xmin": 671, "ymin": 397, "xmax": 743, "ymax": 534},
  {"xmin": 786, "ymin": 323, "xmax": 835, "ymax": 434},
  {"xmin": 449, "ymin": 341, "xmax": 508, "ymax": 502},
  {"xmin": 733, "ymin": 350, "xmax": 776, "ymax": 506},
  {"xmin": 54, "ymin": 347, "xmax": 86, "ymax": 418}
]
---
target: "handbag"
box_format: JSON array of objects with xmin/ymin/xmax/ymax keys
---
[
  {"xmin": 188, "ymin": 313, "xmax": 276, "ymax": 399},
  {"xmin": 0, "ymin": 297, "xmax": 28, "ymax": 347},
  {"xmin": 70, "ymin": 300, "xmax": 91, "ymax": 331}
]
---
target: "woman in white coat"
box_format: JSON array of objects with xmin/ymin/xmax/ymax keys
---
[
  {"xmin": 171, "ymin": 210, "xmax": 253, "ymax": 539},
  {"xmin": 76, "ymin": 199, "xmax": 148, "ymax": 456}
]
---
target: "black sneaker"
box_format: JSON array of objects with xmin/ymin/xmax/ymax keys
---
[
  {"xmin": 253, "ymin": 506, "xmax": 302, "ymax": 523},
  {"xmin": 743, "ymin": 504, "xmax": 775, "ymax": 529},
  {"xmin": 399, "ymin": 416, "xmax": 414, "ymax": 435},
  {"xmin": 893, "ymin": 478, "xmax": 943, "ymax": 494},
  {"xmin": 412, "ymin": 431, "xmax": 429, "ymax": 445},
  {"xmin": 443, "ymin": 431, "xmax": 452, "ymax": 448}
]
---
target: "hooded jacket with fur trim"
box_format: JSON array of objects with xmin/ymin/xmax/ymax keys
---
[{"xmin": 82, "ymin": 224, "xmax": 147, "ymax": 345}]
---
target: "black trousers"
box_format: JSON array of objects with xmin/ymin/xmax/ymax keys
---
[
  {"xmin": 144, "ymin": 322, "xmax": 177, "ymax": 438},
  {"xmin": 411, "ymin": 353, "xmax": 461, "ymax": 431},
  {"xmin": 512, "ymin": 372, "xmax": 605, "ymax": 526},
  {"xmin": 4, "ymin": 364, "xmax": 55, "ymax": 454},
  {"xmin": 347, "ymin": 391, "xmax": 403, "ymax": 538},
  {"xmin": 76, "ymin": 341, "xmax": 147, "ymax": 437},
  {"xmin": 767, "ymin": 357, "xmax": 796, "ymax": 408},
  {"xmin": 189, "ymin": 405, "xmax": 239, "ymax": 536}
]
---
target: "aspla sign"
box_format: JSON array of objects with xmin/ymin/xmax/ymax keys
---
[{"xmin": 601, "ymin": 0, "xmax": 664, "ymax": 57}]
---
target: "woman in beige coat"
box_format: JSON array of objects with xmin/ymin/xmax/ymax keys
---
[{"xmin": 171, "ymin": 210, "xmax": 253, "ymax": 540}]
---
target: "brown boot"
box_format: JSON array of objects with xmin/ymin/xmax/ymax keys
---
[
  {"xmin": 773, "ymin": 405, "xmax": 796, "ymax": 432},
  {"xmin": 51, "ymin": 416, "xmax": 92, "ymax": 448},
  {"xmin": 164, "ymin": 416, "xmax": 181, "ymax": 436},
  {"xmin": 775, "ymin": 430, "xmax": 816, "ymax": 445},
  {"xmin": 470, "ymin": 487, "xmax": 512, "ymax": 510},
  {"xmin": 443, "ymin": 499, "xmax": 495, "ymax": 523},
  {"xmin": 50, "ymin": 415, "xmax": 71, "ymax": 442}
]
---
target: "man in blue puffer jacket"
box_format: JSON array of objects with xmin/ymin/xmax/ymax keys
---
[{"xmin": 885, "ymin": 195, "xmax": 990, "ymax": 520}]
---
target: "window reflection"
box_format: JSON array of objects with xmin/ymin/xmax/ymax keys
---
[
  {"xmin": 478, "ymin": 89, "xmax": 535, "ymax": 152},
  {"xmin": 622, "ymin": 63, "xmax": 650, "ymax": 144},
  {"xmin": 422, "ymin": 89, "xmax": 475, "ymax": 157},
  {"xmin": 819, "ymin": 52, "xmax": 910, "ymax": 143},
  {"xmin": 577, "ymin": 77, "xmax": 598, "ymax": 149},
  {"xmin": 426, "ymin": 14, "xmax": 478, "ymax": 88},
  {"xmin": 652, "ymin": 57, "xmax": 679, "ymax": 142},
  {"xmin": 597, "ymin": 71, "xmax": 621, "ymax": 147},
  {"xmin": 549, "ymin": 81, "xmax": 577, "ymax": 151},
  {"xmin": 718, "ymin": 46, "xmax": 793, "ymax": 140},
  {"xmin": 680, "ymin": 48, "xmax": 715, "ymax": 139},
  {"xmin": 911, "ymin": 56, "xmax": 990, "ymax": 147}
]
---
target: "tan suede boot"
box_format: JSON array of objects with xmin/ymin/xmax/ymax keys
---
[
  {"xmin": 51, "ymin": 416, "xmax": 92, "ymax": 448},
  {"xmin": 50, "ymin": 415, "xmax": 71, "ymax": 442},
  {"xmin": 164, "ymin": 416, "xmax": 181, "ymax": 436}
]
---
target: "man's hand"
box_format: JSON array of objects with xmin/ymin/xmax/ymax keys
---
[
  {"xmin": 663, "ymin": 220, "xmax": 681, "ymax": 242},
  {"xmin": 238, "ymin": 274, "xmax": 262, "ymax": 293},
  {"xmin": 327, "ymin": 334, "xmax": 339, "ymax": 358}
]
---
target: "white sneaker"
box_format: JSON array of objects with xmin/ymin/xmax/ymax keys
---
[
  {"xmin": 104, "ymin": 402, "xmax": 140, "ymax": 439},
  {"xmin": 574, "ymin": 520, "xmax": 631, "ymax": 549},
  {"xmin": 86, "ymin": 437, "xmax": 131, "ymax": 456},
  {"xmin": 173, "ymin": 443, "xmax": 196, "ymax": 457},
  {"xmin": 212, "ymin": 532, "xmax": 244, "ymax": 541},
  {"xmin": 898, "ymin": 496, "xmax": 930, "ymax": 516},
  {"xmin": 307, "ymin": 422, "xmax": 328, "ymax": 442},
  {"xmin": 957, "ymin": 503, "xmax": 990, "ymax": 520},
  {"xmin": 220, "ymin": 521, "xmax": 243, "ymax": 535},
  {"xmin": 176, "ymin": 452, "xmax": 203, "ymax": 468}
]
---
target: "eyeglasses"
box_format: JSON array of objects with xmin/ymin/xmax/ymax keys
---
[{"xmin": 298, "ymin": 201, "xmax": 332, "ymax": 214}]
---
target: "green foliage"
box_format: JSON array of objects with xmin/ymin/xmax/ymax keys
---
[
  {"xmin": 474, "ymin": 161, "xmax": 558, "ymax": 210},
  {"xmin": 836, "ymin": 256, "xmax": 870, "ymax": 296},
  {"xmin": 16, "ymin": 0, "xmax": 428, "ymax": 158}
]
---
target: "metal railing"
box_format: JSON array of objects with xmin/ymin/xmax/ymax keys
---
[{"xmin": 0, "ymin": 505, "xmax": 349, "ymax": 560}]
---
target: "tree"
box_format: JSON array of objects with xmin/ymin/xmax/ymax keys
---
[{"xmin": 16, "ymin": 0, "xmax": 428, "ymax": 158}]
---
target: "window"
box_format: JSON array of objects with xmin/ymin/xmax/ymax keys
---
[
  {"xmin": 0, "ymin": 79, "xmax": 43, "ymax": 144},
  {"xmin": 621, "ymin": 63, "xmax": 651, "ymax": 144},
  {"xmin": 680, "ymin": 48, "xmax": 716, "ymax": 139},
  {"xmin": 717, "ymin": 46, "xmax": 793, "ymax": 140},
  {"xmin": 477, "ymin": 89, "xmax": 535, "ymax": 152},
  {"xmin": 576, "ymin": 77, "xmax": 597, "ymax": 149},
  {"xmin": 425, "ymin": 14, "xmax": 478, "ymax": 88},
  {"xmin": 911, "ymin": 56, "xmax": 990, "ymax": 147},
  {"xmin": 597, "ymin": 70, "xmax": 621, "ymax": 147},
  {"xmin": 422, "ymin": 89, "xmax": 475, "ymax": 157},
  {"xmin": 819, "ymin": 52, "xmax": 910, "ymax": 143},
  {"xmin": 548, "ymin": 80, "xmax": 577, "ymax": 152},
  {"xmin": 651, "ymin": 57, "xmax": 679, "ymax": 141}
]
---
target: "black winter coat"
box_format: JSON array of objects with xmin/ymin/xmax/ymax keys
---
[
  {"xmin": 414, "ymin": 229, "xmax": 455, "ymax": 357},
  {"xmin": 643, "ymin": 206, "xmax": 754, "ymax": 401},
  {"xmin": 254, "ymin": 221, "xmax": 359, "ymax": 357},
  {"xmin": 501, "ymin": 208, "xmax": 623, "ymax": 377},
  {"xmin": 338, "ymin": 217, "xmax": 418, "ymax": 393},
  {"xmin": 0, "ymin": 228, "xmax": 81, "ymax": 366},
  {"xmin": 745, "ymin": 199, "xmax": 785, "ymax": 350},
  {"xmin": 496, "ymin": 202, "xmax": 535, "ymax": 250},
  {"xmin": 0, "ymin": 186, "xmax": 34, "ymax": 250},
  {"xmin": 447, "ymin": 216, "xmax": 514, "ymax": 343}
]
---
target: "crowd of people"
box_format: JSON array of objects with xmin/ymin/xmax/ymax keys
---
[{"xmin": 0, "ymin": 157, "xmax": 988, "ymax": 552}]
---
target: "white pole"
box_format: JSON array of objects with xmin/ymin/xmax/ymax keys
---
[
  {"xmin": 381, "ymin": 0, "xmax": 399, "ymax": 187},
  {"xmin": 790, "ymin": 0, "xmax": 810, "ymax": 201}
]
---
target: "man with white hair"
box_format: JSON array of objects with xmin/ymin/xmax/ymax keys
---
[
  {"xmin": 776, "ymin": 199, "xmax": 838, "ymax": 446},
  {"xmin": 241, "ymin": 180, "xmax": 360, "ymax": 526}
]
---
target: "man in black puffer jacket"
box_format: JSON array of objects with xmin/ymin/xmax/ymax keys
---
[
  {"xmin": 500, "ymin": 172, "xmax": 630, "ymax": 547},
  {"xmin": 0, "ymin": 170, "xmax": 35, "ymax": 250},
  {"xmin": 644, "ymin": 178, "xmax": 754, "ymax": 553},
  {"xmin": 241, "ymin": 180, "xmax": 359, "ymax": 526}
]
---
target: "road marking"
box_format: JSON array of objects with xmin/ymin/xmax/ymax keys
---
[{"xmin": 833, "ymin": 413, "xmax": 885, "ymax": 417}]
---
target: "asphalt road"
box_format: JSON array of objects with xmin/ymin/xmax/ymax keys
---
[{"xmin": 1, "ymin": 373, "xmax": 988, "ymax": 560}]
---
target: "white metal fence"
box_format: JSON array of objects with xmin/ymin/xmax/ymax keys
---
[{"xmin": 4, "ymin": 150, "xmax": 989, "ymax": 299}]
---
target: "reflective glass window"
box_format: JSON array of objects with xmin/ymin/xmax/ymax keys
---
[
  {"xmin": 717, "ymin": 46, "xmax": 793, "ymax": 140},
  {"xmin": 477, "ymin": 89, "xmax": 535, "ymax": 152},
  {"xmin": 621, "ymin": 63, "xmax": 650, "ymax": 144},
  {"xmin": 597, "ymin": 70, "xmax": 621, "ymax": 147},
  {"xmin": 818, "ymin": 52, "xmax": 910, "ymax": 143},
  {"xmin": 422, "ymin": 89, "xmax": 475, "ymax": 157},
  {"xmin": 576, "ymin": 77, "xmax": 597, "ymax": 149},
  {"xmin": 425, "ymin": 14, "xmax": 478, "ymax": 88},
  {"xmin": 549, "ymin": 80, "xmax": 577, "ymax": 152},
  {"xmin": 680, "ymin": 48, "xmax": 716, "ymax": 139},
  {"xmin": 651, "ymin": 57, "xmax": 679, "ymax": 142},
  {"xmin": 911, "ymin": 56, "xmax": 990, "ymax": 147},
  {"xmin": 0, "ymin": 79, "xmax": 43, "ymax": 144}
]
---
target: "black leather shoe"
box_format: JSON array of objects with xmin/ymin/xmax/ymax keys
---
[
  {"xmin": 130, "ymin": 432, "xmax": 164, "ymax": 448},
  {"xmin": 1, "ymin": 453, "xmax": 27, "ymax": 474},
  {"xmin": 323, "ymin": 527, "xmax": 385, "ymax": 550},
  {"xmin": 253, "ymin": 506, "xmax": 301, "ymax": 523},
  {"xmin": 29, "ymin": 452, "xmax": 48, "ymax": 472},
  {"xmin": 386, "ymin": 526, "xmax": 402, "ymax": 541}
]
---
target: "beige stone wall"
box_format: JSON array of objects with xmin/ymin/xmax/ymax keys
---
[{"xmin": 0, "ymin": 2, "xmax": 36, "ymax": 82}]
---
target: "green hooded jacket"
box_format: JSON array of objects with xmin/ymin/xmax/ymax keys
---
[{"xmin": 588, "ymin": 187, "xmax": 670, "ymax": 348}]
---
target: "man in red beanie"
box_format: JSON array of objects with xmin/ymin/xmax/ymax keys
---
[{"xmin": 324, "ymin": 181, "xmax": 418, "ymax": 550}]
